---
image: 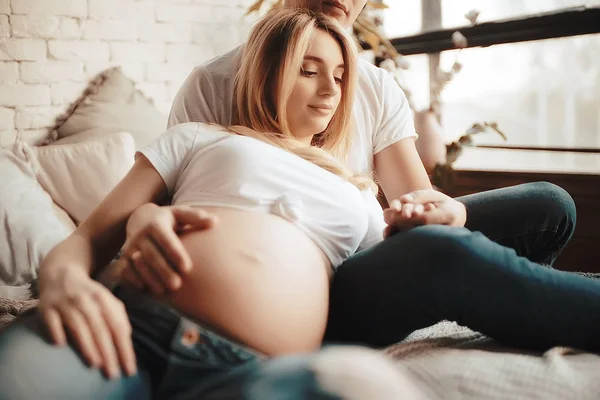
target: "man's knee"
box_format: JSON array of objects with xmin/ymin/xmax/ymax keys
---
[
  {"xmin": 398, "ymin": 225, "xmax": 477, "ymax": 270},
  {"xmin": 525, "ymin": 182, "xmax": 576, "ymax": 224}
]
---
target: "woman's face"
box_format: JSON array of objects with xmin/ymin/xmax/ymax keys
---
[{"xmin": 285, "ymin": 29, "xmax": 345, "ymax": 144}]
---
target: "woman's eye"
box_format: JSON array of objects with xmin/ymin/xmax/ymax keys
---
[
  {"xmin": 334, "ymin": 76, "xmax": 343, "ymax": 84},
  {"xmin": 302, "ymin": 70, "xmax": 317, "ymax": 77}
]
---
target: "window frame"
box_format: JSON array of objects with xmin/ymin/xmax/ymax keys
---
[{"xmin": 391, "ymin": 4, "xmax": 600, "ymax": 152}]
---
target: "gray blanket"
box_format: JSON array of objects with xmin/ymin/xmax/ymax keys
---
[{"xmin": 386, "ymin": 321, "xmax": 600, "ymax": 399}]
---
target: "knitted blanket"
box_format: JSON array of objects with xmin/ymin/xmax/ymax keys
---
[{"xmin": 0, "ymin": 294, "xmax": 37, "ymax": 331}]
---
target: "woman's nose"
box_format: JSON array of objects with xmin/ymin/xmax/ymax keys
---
[{"xmin": 318, "ymin": 76, "xmax": 339, "ymax": 97}]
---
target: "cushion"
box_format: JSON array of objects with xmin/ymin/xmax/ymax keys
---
[
  {"xmin": 0, "ymin": 143, "xmax": 74, "ymax": 287},
  {"xmin": 50, "ymin": 67, "xmax": 167, "ymax": 150},
  {"xmin": 26, "ymin": 132, "xmax": 136, "ymax": 225}
]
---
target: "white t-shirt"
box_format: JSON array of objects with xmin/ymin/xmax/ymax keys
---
[
  {"xmin": 168, "ymin": 45, "xmax": 417, "ymax": 175},
  {"xmin": 140, "ymin": 122, "xmax": 386, "ymax": 268}
]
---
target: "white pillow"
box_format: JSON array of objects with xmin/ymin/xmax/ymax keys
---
[
  {"xmin": 27, "ymin": 132, "xmax": 136, "ymax": 224},
  {"xmin": 0, "ymin": 144, "xmax": 74, "ymax": 287}
]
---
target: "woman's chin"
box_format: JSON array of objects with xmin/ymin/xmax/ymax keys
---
[{"xmin": 293, "ymin": 123, "xmax": 330, "ymax": 142}]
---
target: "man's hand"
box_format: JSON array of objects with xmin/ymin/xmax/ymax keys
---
[
  {"xmin": 383, "ymin": 189, "xmax": 466, "ymax": 238},
  {"xmin": 119, "ymin": 204, "xmax": 217, "ymax": 295}
]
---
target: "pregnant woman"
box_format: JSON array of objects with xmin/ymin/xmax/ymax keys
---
[{"xmin": 0, "ymin": 8, "xmax": 411, "ymax": 400}]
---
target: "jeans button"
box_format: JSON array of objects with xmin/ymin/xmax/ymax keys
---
[{"xmin": 181, "ymin": 327, "xmax": 200, "ymax": 346}]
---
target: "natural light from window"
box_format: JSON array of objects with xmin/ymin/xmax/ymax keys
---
[{"xmin": 383, "ymin": 0, "xmax": 600, "ymax": 149}]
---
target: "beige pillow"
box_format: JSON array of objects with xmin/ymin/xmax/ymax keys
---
[
  {"xmin": 51, "ymin": 201, "xmax": 77, "ymax": 232},
  {"xmin": 28, "ymin": 132, "xmax": 136, "ymax": 225},
  {"xmin": 51, "ymin": 67, "xmax": 167, "ymax": 150},
  {"xmin": 0, "ymin": 144, "xmax": 74, "ymax": 287}
]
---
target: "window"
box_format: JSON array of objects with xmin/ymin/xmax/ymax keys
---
[
  {"xmin": 383, "ymin": 1, "xmax": 600, "ymax": 150},
  {"xmin": 441, "ymin": 0, "xmax": 600, "ymax": 29},
  {"xmin": 440, "ymin": 35, "xmax": 600, "ymax": 147}
]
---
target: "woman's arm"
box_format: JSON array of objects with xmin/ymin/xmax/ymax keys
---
[{"xmin": 37, "ymin": 155, "xmax": 168, "ymax": 380}]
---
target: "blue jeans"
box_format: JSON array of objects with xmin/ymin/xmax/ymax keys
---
[
  {"xmin": 0, "ymin": 286, "xmax": 409, "ymax": 400},
  {"xmin": 326, "ymin": 182, "xmax": 600, "ymax": 352}
]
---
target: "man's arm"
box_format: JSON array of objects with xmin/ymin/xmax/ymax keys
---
[
  {"xmin": 372, "ymin": 71, "xmax": 465, "ymax": 230},
  {"xmin": 375, "ymin": 137, "xmax": 432, "ymax": 202}
]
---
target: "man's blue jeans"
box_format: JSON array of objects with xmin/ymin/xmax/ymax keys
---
[{"xmin": 326, "ymin": 182, "xmax": 597, "ymax": 352}]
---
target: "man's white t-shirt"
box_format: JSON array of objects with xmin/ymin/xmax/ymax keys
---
[{"xmin": 168, "ymin": 45, "xmax": 417, "ymax": 175}]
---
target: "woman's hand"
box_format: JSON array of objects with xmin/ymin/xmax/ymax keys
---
[
  {"xmin": 383, "ymin": 189, "xmax": 466, "ymax": 237},
  {"xmin": 38, "ymin": 266, "xmax": 136, "ymax": 379},
  {"xmin": 119, "ymin": 204, "xmax": 217, "ymax": 295}
]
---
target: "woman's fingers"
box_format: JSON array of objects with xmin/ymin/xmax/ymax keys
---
[
  {"xmin": 383, "ymin": 200, "xmax": 440, "ymax": 235},
  {"xmin": 63, "ymin": 289, "xmax": 136, "ymax": 379},
  {"xmin": 96, "ymin": 292, "xmax": 137, "ymax": 377},
  {"xmin": 137, "ymin": 237, "xmax": 182, "ymax": 290},
  {"xmin": 146, "ymin": 213, "xmax": 198, "ymax": 275},
  {"xmin": 413, "ymin": 204, "xmax": 425, "ymax": 216},
  {"xmin": 39, "ymin": 271, "xmax": 137, "ymax": 380},
  {"xmin": 401, "ymin": 203, "xmax": 415, "ymax": 219},
  {"xmin": 171, "ymin": 206, "xmax": 217, "ymax": 231},
  {"xmin": 119, "ymin": 261, "xmax": 145, "ymax": 290},
  {"xmin": 74, "ymin": 294, "xmax": 120, "ymax": 378},
  {"xmin": 120, "ymin": 206, "xmax": 219, "ymax": 294},
  {"xmin": 40, "ymin": 307, "xmax": 67, "ymax": 346},
  {"xmin": 130, "ymin": 251, "xmax": 166, "ymax": 295},
  {"xmin": 60, "ymin": 304, "xmax": 102, "ymax": 369}
]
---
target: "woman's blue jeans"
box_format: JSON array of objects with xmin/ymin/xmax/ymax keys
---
[
  {"xmin": 1, "ymin": 286, "xmax": 404, "ymax": 400},
  {"xmin": 1, "ymin": 181, "xmax": 597, "ymax": 399}
]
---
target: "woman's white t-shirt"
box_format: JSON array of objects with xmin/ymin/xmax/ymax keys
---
[{"xmin": 140, "ymin": 122, "xmax": 386, "ymax": 268}]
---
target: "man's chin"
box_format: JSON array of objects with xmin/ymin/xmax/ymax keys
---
[{"xmin": 322, "ymin": 9, "xmax": 349, "ymax": 26}]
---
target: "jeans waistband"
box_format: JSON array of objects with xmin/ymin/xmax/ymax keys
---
[{"xmin": 113, "ymin": 284, "xmax": 265, "ymax": 363}]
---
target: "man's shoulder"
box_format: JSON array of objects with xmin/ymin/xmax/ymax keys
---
[
  {"xmin": 195, "ymin": 44, "xmax": 244, "ymax": 78},
  {"xmin": 357, "ymin": 57, "xmax": 387, "ymax": 85},
  {"xmin": 355, "ymin": 57, "xmax": 389, "ymax": 105}
]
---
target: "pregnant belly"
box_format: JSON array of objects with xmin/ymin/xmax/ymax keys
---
[{"xmin": 158, "ymin": 207, "xmax": 332, "ymax": 355}]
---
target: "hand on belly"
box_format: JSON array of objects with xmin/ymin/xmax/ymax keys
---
[
  {"xmin": 119, "ymin": 204, "xmax": 218, "ymax": 295},
  {"xmin": 160, "ymin": 208, "xmax": 333, "ymax": 355}
]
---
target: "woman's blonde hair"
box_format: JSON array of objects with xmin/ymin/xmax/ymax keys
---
[{"xmin": 231, "ymin": 8, "xmax": 377, "ymax": 192}]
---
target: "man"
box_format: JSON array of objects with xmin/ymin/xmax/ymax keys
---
[{"xmin": 123, "ymin": 0, "xmax": 575, "ymax": 346}]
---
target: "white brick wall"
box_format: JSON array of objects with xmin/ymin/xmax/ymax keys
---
[
  {"xmin": 0, "ymin": 61, "xmax": 18, "ymax": 83},
  {"xmin": 11, "ymin": 15, "xmax": 81, "ymax": 39},
  {"xmin": 0, "ymin": 1, "xmax": 10, "ymax": 15},
  {"xmin": 0, "ymin": 0, "xmax": 255, "ymax": 145}
]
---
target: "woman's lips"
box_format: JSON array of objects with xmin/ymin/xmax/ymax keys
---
[{"xmin": 309, "ymin": 106, "xmax": 332, "ymax": 116}]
